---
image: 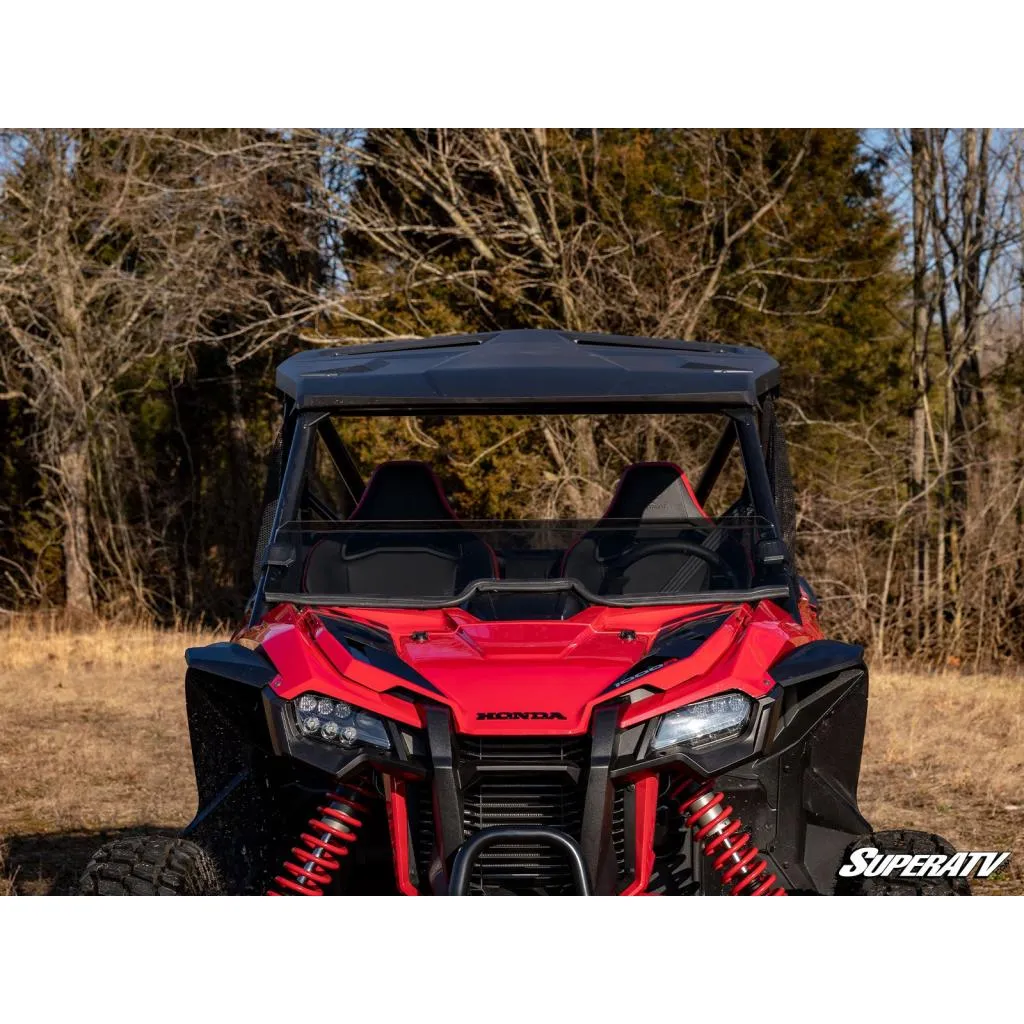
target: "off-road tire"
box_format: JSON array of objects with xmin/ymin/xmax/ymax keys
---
[
  {"xmin": 834, "ymin": 829, "xmax": 971, "ymax": 896},
  {"xmin": 79, "ymin": 836, "xmax": 222, "ymax": 896}
]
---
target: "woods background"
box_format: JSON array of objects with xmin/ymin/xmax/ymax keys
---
[{"xmin": 2, "ymin": 128, "xmax": 1023, "ymax": 667}]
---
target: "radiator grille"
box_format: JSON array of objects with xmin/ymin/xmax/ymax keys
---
[
  {"xmin": 612, "ymin": 783, "xmax": 627, "ymax": 883},
  {"xmin": 407, "ymin": 736, "xmax": 631, "ymax": 895},
  {"xmin": 459, "ymin": 736, "xmax": 589, "ymax": 764},
  {"xmin": 411, "ymin": 783, "xmax": 435, "ymax": 888},
  {"xmin": 459, "ymin": 736, "xmax": 589, "ymax": 895}
]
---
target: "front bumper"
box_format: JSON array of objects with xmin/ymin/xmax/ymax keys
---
[{"xmin": 448, "ymin": 827, "xmax": 592, "ymax": 895}]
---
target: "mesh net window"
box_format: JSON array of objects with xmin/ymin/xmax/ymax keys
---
[
  {"xmin": 760, "ymin": 394, "xmax": 796, "ymax": 560},
  {"xmin": 253, "ymin": 428, "xmax": 284, "ymax": 584}
]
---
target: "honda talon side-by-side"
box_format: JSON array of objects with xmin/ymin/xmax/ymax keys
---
[{"xmin": 80, "ymin": 329, "xmax": 966, "ymax": 896}]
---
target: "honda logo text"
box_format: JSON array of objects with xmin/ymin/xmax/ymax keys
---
[{"xmin": 476, "ymin": 711, "xmax": 567, "ymax": 720}]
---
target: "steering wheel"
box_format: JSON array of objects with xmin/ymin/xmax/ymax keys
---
[{"xmin": 605, "ymin": 540, "xmax": 740, "ymax": 591}]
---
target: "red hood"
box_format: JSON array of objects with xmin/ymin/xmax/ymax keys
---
[
  {"xmin": 250, "ymin": 601, "xmax": 814, "ymax": 735},
  {"xmin": 377, "ymin": 610, "xmax": 680, "ymax": 732}
]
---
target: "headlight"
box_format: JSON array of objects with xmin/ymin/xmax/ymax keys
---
[
  {"xmin": 292, "ymin": 692, "xmax": 391, "ymax": 750},
  {"xmin": 651, "ymin": 692, "xmax": 754, "ymax": 752}
]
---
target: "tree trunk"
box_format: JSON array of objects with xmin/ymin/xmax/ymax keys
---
[
  {"xmin": 59, "ymin": 437, "xmax": 93, "ymax": 619},
  {"xmin": 573, "ymin": 416, "xmax": 605, "ymax": 517},
  {"xmin": 909, "ymin": 129, "xmax": 930, "ymax": 646},
  {"xmin": 228, "ymin": 365, "xmax": 254, "ymax": 590}
]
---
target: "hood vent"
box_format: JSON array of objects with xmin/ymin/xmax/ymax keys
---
[
  {"xmin": 603, "ymin": 612, "xmax": 732, "ymax": 693},
  {"xmin": 318, "ymin": 614, "xmax": 442, "ymax": 694}
]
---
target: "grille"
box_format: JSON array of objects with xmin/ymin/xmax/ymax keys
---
[
  {"xmin": 612, "ymin": 783, "xmax": 627, "ymax": 883},
  {"xmin": 459, "ymin": 735, "xmax": 589, "ymax": 764},
  {"xmin": 410, "ymin": 783, "xmax": 435, "ymax": 888},
  {"xmin": 407, "ymin": 736, "xmax": 626, "ymax": 895},
  {"xmin": 459, "ymin": 736, "xmax": 589, "ymax": 895}
]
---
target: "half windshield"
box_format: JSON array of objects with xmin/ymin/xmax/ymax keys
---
[{"xmin": 263, "ymin": 515, "xmax": 788, "ymax": 611}]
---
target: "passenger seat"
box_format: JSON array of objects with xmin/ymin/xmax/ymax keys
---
[{"xmin": 561, "ymin": 462, "xmax": 720, "ymax": 596}]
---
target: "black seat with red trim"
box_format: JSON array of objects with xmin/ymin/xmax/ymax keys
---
[
  {"xmin": 596, "ymin": 462, "xmax": 710, "ymax": 522},
  {"xmin": 561, "ymin": 462, "xmax": 740, "ymax": 596},
  {"xmin": 302, "ymin": 461, "xmax": 496, "ymax": 599}
]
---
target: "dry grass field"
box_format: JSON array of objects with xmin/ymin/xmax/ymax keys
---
[{"xmin": 1, "ymin": 621, "xmax": 1021, "ymax": 895}]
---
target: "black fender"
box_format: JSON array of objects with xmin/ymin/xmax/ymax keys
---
[
  {"xmin": 181, "ymin": 642, "xmax": 284, "ymax": 892},
  {"xmin": 712, "ymin": 639, "xmax": 871, "ymax": 894},
  {"xmin": 181, "ymin": 641, "xmax": 424, "ymax": 892}
]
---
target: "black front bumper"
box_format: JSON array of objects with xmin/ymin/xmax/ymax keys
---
[{"xmin": 448, "ymin": 827, "xmax": 592, "ymax": 895}]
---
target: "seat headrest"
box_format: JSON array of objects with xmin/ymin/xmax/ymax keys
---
[
  {"xmin": 602, "ymin": 462, "xmax": 709, "ymax": 521},
  {"xmin": 350, "ymin": 461, "xmax": 457, "ymax": 521}
]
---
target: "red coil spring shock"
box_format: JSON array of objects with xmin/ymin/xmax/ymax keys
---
[
  {"xmin": 671, "ymin": 779, "xmax": 787, "ymax": 896},
  {"xmin": 268, "ymin": 778, "xmax": 376, "ymax": 896}
]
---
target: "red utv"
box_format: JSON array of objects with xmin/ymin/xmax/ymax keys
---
[{"xmin": 80, "ymin": 330, "xmax": 965, "ymax": 895}]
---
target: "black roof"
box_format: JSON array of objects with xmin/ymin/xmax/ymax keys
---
[{"xmin": 276, "ymin": 330, "xmax": 780, "ymax": 413}]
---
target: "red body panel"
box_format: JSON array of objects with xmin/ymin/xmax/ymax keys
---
[{"xmin": 383, "ymin": 778, "xmax": 420, "ymax": 896}]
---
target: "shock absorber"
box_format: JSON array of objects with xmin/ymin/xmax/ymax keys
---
[
  {"xmin": 672, "ymin": 779, "xmax": 787, "ymax": 896},
  {"xmin": 268, "ymin": 777, "xmax": 376, "ymax": 896}
]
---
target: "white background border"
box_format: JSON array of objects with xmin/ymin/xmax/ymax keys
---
[
  {"xmin": 0, "ymin": 896, "xmax": 1018, "ymax": 1018},
  {"xmin": 3, "ymin": 1, "xmax": 1023, "ymax": 124}
]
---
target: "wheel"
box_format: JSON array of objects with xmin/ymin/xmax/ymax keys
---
[
  {"xmin": 834, "ymin": 829, "xmax": 971, "ymax": 896},
  {"xmin": 79, "ymin": 836, "xmax": 222, "ymax": 895}
]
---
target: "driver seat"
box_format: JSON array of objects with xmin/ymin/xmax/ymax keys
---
[
  {"xmin": 561, "ymin": 463, "xmax": 718, "ymax": 596},
  {"xmin": 302, "ymin": 461, "xmax": 496, "ymax": 599}
]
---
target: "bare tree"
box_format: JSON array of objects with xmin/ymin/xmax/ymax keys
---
[
  {"xmin": 0, "ymin": 129, "xmax": 332, "ymax": 617},
  {"xmin": 886, "ymin": 129, "xmax": 1023, "ymax": 655},
  {"xmin": 336, "ymin": 129, "xmax": 865, "ymax": 515}
]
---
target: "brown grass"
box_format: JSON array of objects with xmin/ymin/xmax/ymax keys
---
[
  {"xmin": 0, "ymin": 842, "xmax": 16, "ymax": 896},
  {"xmin": 0, "ymin": 620, "xmax": 210, "ymax": 894},
  {"xmin": 859, "ymin": 670, "xmax": 1024, "ymax": 894},
  {"xmin": 0, "ymin": 622, "xmax": 1020, "ymax": 894}
]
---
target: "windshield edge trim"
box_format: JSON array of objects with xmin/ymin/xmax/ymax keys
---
[{"xmin": 263, "ymin": 580, "xmax": 790, "ymax": 610}]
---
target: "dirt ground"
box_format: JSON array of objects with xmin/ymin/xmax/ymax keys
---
[{"xmin": 1, "ymin": 622, "xmax": 1021, "ymax": 895}]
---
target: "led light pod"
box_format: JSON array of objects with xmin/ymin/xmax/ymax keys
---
[{"xmin": 291, "ymin": 692, "xmax": 391, "ymax": 750}]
